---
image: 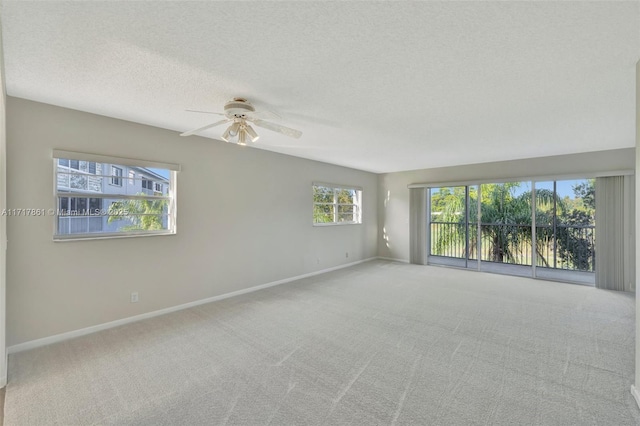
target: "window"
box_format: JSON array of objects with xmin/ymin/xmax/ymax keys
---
[
  {"xmin": 129, "ymin": 171, "xmax": 135, "ymax": 185},
  {"xmin": 54, "ymin": 150, "xmax": 179, "ymax": 239},
  {"xmin": 427, "ymin": 178, "xmax": 596, "ymax": 284},
  {"xmin": 58, "ymin": 197, "xmax": 103, "ymax": 215},
  {"xmin": 154, "ymin": 182, "xmax": 163, "ymax": 193},
  {"xmin": 142, "ymin": 179, "xmax": 152, "ymax": 190},
  {"xmin": 313, "ymin": 184, "xmax": 362, "ymax": 225},
  {"xmin": 111, "ymin": 166, "xmax": 123, "ymax": 186}
]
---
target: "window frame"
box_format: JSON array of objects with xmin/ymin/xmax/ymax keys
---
[
  {"xmin": 110, "ymin": 166, "xmax": 123, "ymax": 186},
  {"xmin": 53, "ymin": 150, "xmax": 180, "ymax": 241},
  {"xmin": 312, "ymin": 182, "xmax": 362, "ymax": 226}
]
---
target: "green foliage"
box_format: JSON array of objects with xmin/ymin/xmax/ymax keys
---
[
  {"xmin": 313, "ymin": 185, "xmax": 358, "ymax": 223},
  {"xmin": 430, "ymin": 180, "xmax": 594, "ymax": 271},
  {"xmin": 108, "ymin": 197, "xmax": 167, "ymax": 231},
  {"xmin": 478, "ymin": 183, "xmax": 532, "ymax": 263},
  {"xmin": 572, "ymin": 179, "xmax": 595, "ymax": 211},
  {"xmin": 313, "ymin": 186, "xmax": 334, "ymax": 223},
  {"xmin": 555, "ymin": 179, "xmax": 595, "ymax": 270},
  {"xmin": 313, "ymin": 204, "xmax": 334, "ymax": 223}
]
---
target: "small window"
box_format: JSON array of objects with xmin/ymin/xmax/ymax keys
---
[
  {"xmin": 54, "ymin": 151, "xmax": 179, "ymax": 240},
  {"xmin": 142, "ymin": 179, "xmax": 152, "ymax": 190},
  {"xmin": 111, "ymin": 166, "xmax": 123, "ymax": 186},
  {"xmin": 313, "ymin": 184, "xmax": 362, "ymax": 225},
  {"xmin": 154, "ymin": 182, "xmax": 162, "ymax": 193}
]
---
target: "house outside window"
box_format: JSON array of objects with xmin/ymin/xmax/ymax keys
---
[{"xmin": 54, "ymin": 150, "xmax": 179, "ymax": 240}]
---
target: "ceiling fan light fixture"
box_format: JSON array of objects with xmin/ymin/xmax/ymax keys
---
[
  {"xmin": 237, "ymin": 129, "xmax": 247, "ymax": 146},
  {"xmin": 228, "ymin": 121, "xmax": 241, "ymax": 137},
  {"xmin": 182, "ymin": 98, "xmax": 301, "ymax": 142},
  {"xmin": 221, "ymin": 126, "xmax": 231, "ymax": 142},
  {"xmin": 245, "ymin": 125, "xmax": 259, "ymax": 142}
]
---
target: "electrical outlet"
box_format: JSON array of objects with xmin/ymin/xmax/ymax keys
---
[
  {"xmin": 345, "ymin": 252, "xmax": 349, "ymax": 258},
  {"xmin": 130, "ymin": 292, "xmax": 139, "ymax": 303}
]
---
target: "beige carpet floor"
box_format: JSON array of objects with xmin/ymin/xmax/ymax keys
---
[{"xmin": 5, "ymin": 260, "xmax": 639, "ymax": 425}]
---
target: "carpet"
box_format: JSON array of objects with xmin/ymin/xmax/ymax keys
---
[{"xmin": 5, "ymin": 260, "xmax": 639, "ymax": 425}]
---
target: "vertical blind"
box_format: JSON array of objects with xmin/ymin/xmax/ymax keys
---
[
  {"xmin": 595, "ymin": 176, "xmax": 631, "ymax": 291},
  {"xmin": 409, "ymin": 188, "xmax": 427, "ymax": 265}
]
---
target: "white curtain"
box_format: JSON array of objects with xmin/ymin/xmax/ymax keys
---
[
  {"xmin": 409, "ymin": 188, "xmax": 427, "ymax": 265},
  {"xmin": 595, "ymin": 176, "xmax": 633, "ymax": 291}
]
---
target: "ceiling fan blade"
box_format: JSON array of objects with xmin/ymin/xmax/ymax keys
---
[
  {"xmin": 180, "ymin": 119, "xmax": 230, "ymax": 137},
  {"xmin": 250, "ymin": 109, "xmax": 281, "ymax": 120},
  {"xmin": 185, "ymin": 109, "xmax": 226, "ymax": 116},
  {"xmin": 250, "ymin": 119, "xmax": 302, "ymax": 139}
]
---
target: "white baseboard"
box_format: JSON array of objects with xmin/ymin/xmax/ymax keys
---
[
  {"xmin": 7, "ymin": 257, "xmax": 378, "ymax": 354},
  {"xmin": 631, "ymin": 385, "xmax": 640, "ymax": 410},
  {"xmin": 377, "ymin": 256, "xmax": 410, "ymax": 263}
]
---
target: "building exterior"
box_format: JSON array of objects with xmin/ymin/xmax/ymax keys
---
[{"xmin": 56, "ymin": 159, "xmax": 170, "ymax": 235}]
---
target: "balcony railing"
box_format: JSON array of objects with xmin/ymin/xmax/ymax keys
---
[{"xmin": 430, "ymin": 221, "xmax": 595, "ymax": 272}]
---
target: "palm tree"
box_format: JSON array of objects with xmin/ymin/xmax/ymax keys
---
[
  {"xmin": 431, "ymin": 183, "xmax": 561, "ymax": 265},
  {"xmin": 108, "ymin": 197, "xmax": 168, "ymax": 231},
  {"xmin": 430, "ymin": 187, "xmax": 468, "ymax": 257}
]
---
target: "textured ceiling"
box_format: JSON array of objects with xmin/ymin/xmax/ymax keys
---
[{"xmin": 2, "ymin": 1, "xmax": 639, "ymax": 173}]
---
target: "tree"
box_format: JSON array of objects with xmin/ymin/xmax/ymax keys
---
[
  {"xmin": 555, "ymin": 179, "xmax": 595, "ymax": 271},
  {"xmin": 313, "ymin": 185, "xmax": 334, "ymax": 223},
  {"xmin": 431, "ymin": 183, "xmax": 560, "ymax": 265},
  {"xmin": 479, "ymin": 184, "xmax": 559, "ymax": 264},
  {"xmin": 430, "ymin": 186, "xmax": 469, "ymax": 257},
  {"xmin": 108, "ymin": 197, "xmax": 167, "ymax": 231}
]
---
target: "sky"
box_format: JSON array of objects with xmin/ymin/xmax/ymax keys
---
[{"xmin": 147, "ymin": 167, "xmax": 170, "ymax": 179}]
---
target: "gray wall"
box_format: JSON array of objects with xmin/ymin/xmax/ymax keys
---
[
  {"xmin": 378, "ymin": 148, "xmax": 635, "ymax": 262},
  {"xmin": 6, "ymin": 97, "xmax": 378, "ymax": 346},
  {"xmin": 0, "ymin": 26, "xmax": 7, "ymax": 385},
  {"xmin": 635, "ymin": 59, "xmax": 640, "ymax": 397}
]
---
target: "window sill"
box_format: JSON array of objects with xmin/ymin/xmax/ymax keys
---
[
  {"xmin": 53, "ymin": 231, "xmax": 176, "ymax": 242},
  {"xmin": 313, "ymin": 222, "xmax": 362, "ymax": 227}
]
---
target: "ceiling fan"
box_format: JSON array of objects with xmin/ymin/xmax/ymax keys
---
[{"xmin": 180, "ymin": 98, "xmax": 303, "ymax": 145}]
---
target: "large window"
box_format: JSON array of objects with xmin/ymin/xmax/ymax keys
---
[
  {"xmin": 54, "ymin": 151, "xmax": 179, "ymax": 240},
  {"xmin": 428, "ymin": 179, "xmax": 596, "ymax": 283},
  {"xmin": 313, "ymin": 184, "xmax": 362, "ymax": 225}
]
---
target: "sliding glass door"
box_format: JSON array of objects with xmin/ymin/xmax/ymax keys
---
[
  {"xmin": 479, "ymin": 182, "xmax": 533, "ymax": 277},
  {"xmin": 535, "ymin": 179, "xmax": 595, "ymax": 283},
  {"xmin": 429, "ymin": 186, "xmax": 467, "ymax": 268},
  {"xmin": 427, "ymin": 179, "xmax": 596, "ymax": 284}
]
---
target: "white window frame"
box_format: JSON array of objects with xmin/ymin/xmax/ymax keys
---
[
  {"xmin": 312, "ymin": 182, "xmax": 362, "ymax": 226},
  {"xmin": 53, "ymin": 150, "xmax": 180, "ymax": 241},
  {"xmin": 111, "ymin": 166, "xmax": 123, "ymax": 186}
]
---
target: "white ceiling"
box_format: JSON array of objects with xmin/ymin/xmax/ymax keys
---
[{"xmin": 2, "ymin": 1, "xmax": 639, "ymax": 173}]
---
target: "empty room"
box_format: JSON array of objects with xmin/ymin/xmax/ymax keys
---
[{"xmin": 0, "ymin": 1, "xmax": 639, "ymax": 425}]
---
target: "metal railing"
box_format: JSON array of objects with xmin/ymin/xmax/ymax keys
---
[
  {"xmin": 535, "ymin": 224, "xmax": 595, "ymax": 272},
  {"xmin": 430, "ymin": 221, "xmax": 595, "ymax": 272}
]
